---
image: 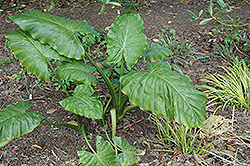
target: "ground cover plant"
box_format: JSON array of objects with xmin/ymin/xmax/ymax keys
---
[
  {"xmin": 0, "ymin": 9, "xmax": 208, "ymax": 165},
  {"xmin": 99, "ymin": 0, "xmax": 144, "ymax": 14},
  {"xmin": 188, "ymin": 0, "xmax": 250, "ymax": 56},
  {"xmin": 153, "ymin": 28, "xmax": 196, "ymax": 57}
]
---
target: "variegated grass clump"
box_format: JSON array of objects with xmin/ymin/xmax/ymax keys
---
[{"xmin": 204, "ymin": 61, "xmax": 250, "ymax": 110}]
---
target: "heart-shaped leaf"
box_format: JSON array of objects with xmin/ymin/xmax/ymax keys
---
[
  {"xmin": 78, "ymin": 136, "xmax": 118, "ymax": 166},
  {"xmin": 5, "ymin": 29, "xmax": 67, "ymax": 81},
  {"xmin": 73, "ymin": 84, "xmax": 95, "ymax": 97},
  {"xmin": 59, "ymin": 84, "xmax": 103, "ymax": 119},
  {"xmin": 57, "ymin": 60, "xmax": 97, "ymax": 86},
  {"xmin": 9, "ymin": 9, "xmax": 96, "ymax": 59},
  {"xmin": 107, "ymin": 11, "xmax": 147, "ymax": 67},
  {"xmin": 113, "ymin": 136, "xmax": 145, "ymax": 166},
  {"xmin": 0, "ymin": 101, "xmax": 45, "ymax": 147},
  {"xmin": 141, "ymin": 43, "xmax": 173, "ymax": 62},
  {"xmin": 121, "ymin": 62, "xmax": 207, "ymax": 127}
]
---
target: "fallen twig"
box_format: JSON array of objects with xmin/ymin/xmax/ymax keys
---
[{"xmin": 123, "ymin": 118, "xmax": 144, "ymax": 129}]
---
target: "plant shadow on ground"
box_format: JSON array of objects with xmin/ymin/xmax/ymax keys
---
[{"xmin": 0, "ymin": 0, "xmax": 250, "ymax": 165}]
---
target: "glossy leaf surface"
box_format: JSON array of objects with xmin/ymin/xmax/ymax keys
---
[
  {"xmin": 78, "ymin": 136, "xmax": 118, "ymax": 166},
  {"xmin": 5, "ymin": 29, "xmax": 67, "ymax": 81},
  {"xmin": 0, "ymin": 101, "xmax": 45, "ymax": 147},
  {"xmin": 57, "ymin": 60, "xmax": 97, "ymax": 86},
  {"xmin": 59, "ymin": 84, "xmax": 103, "ymax": 119},
  {"xmin": 141, "ymin": 43, "xmax": 173, "ymax": 62},
  {"xmin": 121, "ymin": 62, "xmax": 207, "ymax": 127},
  {"xmin": 9, "ymin": 9, "xmax": 96, "ymax": 59},
  {"xmin": 107, "ymin": 11, "xmax": 147, "ymax": 67}
]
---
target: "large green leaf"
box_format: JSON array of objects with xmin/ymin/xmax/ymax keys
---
[
  {"xmin": 0, "ymin": 101, "xmax": 45, "ymax": 147},
  {"xmin": 121, "ymin": 62, "xmax": 207, "ymax": 127},
  {"xmin": 0, "ymin": 138, "xmax": 11, "ymax": 147},
  {"xmin": 5, "ymin": 29, "xmax": 67, "ymax": 81},
  {"xmin": 57, "ymin": 60, "xmax": 97, "ymax": 86},
  {"xmin": 107, "ymin": 11, "xmax": 147, "ymax": 67},
  {"xmin": 113, "ymin": 136, "xmax": 145, "ymax": 166},
  {"xmin": 78, "ymin": 136, "xmax": 118, "ymax": 166},
  {"xmin": 141, "ymin": 43, "xmax": 173, "ymax": 62},
  {"xmin": 9, "ymin": 9, "xmax": 96, "ymax": 59},
  {"xmin": 59, "ymin": 84, "xmax": 103, "ymax": 119}
]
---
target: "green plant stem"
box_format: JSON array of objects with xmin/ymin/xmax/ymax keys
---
[
  {"xmin": 102, "ymin": 90, "xmax": 110, "ymax": 105},
  {"xmin": 85, "ymin": 51, "xmax": 118, "ymax": 108},
  {"xmin": 41, "ymin": 121, "xmax": 80, "ymax": 133},
  {"xmin": 101, "ymin": 114, "xmax": 122, "ymax": 153},
  {"xmin": 211, "ymin": 14, "xmax": 248, "ymax": 28},
  {"xmin": 78, "ymin": 116, "xmax": 96, "ymax": 155},
  {"xmin": 99, "ymin": 0, "xmax": 106, "ymax": 15},
  {"xmin": 47, "ymin": 60, "xmax": 70, "ymax": 97},
  {"xmin": 117, "ymin": 95, "xmax": 129, "ymax": 117},
  {"xmin": 47, "ymin": 60, "xmax": 86, "ymax": 136},
  {"xmin": 120, "ymin": 95, "xmax": 129, "ymax": 108},
  {"xmin": 110, "ymin": 108, "xmax": 117, "ymax": 138},
  {"xmin": 81, "ymin": 125, "xmax": 97, "ymax": 155},
  {"xmin": 118, "ymin": 58, "xmax": 125, "ymax": 105},
  {"xmin": 104, "ymin": 97, "xmax": 112, "ymax": 115},
  {"xmin": 76, "ymin": 115, "xmax": 87, "ymax": 136},
  {"xmin": 118, "ymin": 104, "xmax": 139, "ymax": 121}
]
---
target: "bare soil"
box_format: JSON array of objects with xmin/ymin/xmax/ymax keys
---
[{"xmin": 0, "ymin": 0, "xmax": 250, "ymax": 165}]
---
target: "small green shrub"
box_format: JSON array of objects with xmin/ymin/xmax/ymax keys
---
[
  {"xmin": 188, "ymin": 0, "xmax": 250, "ymax": 53},
  {"xmin": 98, "ymin": 0, "xmax": 145, "ymax": 14},
  {"xmin": 47, "ymin": 0, "xmax": 60, "ymax": 11},
  {"xmin": 204, "ymin": 60, "xmax": 250, "ymax": 110},
  {"xmin": 211, "ymin": 42, "xmax": 236, "ymax": 60},
  {"xmin": 154, "ymin": 28, "xmax": 196, "ymax": 57},
  {"xmin": 116, "ymin": 0, "xmax": 143, "ymax": 10},
  {"xmin": 151, "ymin": 115, "xmax": 203, "ymax": 155},
  {"xmin": 151, "ymin": 114, "xmax": 244, "ymax": 165}
]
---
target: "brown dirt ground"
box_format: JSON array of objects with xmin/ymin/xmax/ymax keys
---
[{"xmin": 0, "ymin": 0, "xmax": 250, "ymax": 165}]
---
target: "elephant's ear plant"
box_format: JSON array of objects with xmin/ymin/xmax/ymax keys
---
[{"xmin": 2, "ymin": 9, "xmax": 207, "ymax": 165}]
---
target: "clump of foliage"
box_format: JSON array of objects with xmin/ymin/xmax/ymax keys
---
[
  {"xmin": 188, "ymin": 0, "xmax": 250, "ymax": 55},
  {"xmin": 115, "ymin": 0, "xmax": 143, "ymax": 10},
  {"xmin": 204, "ymin": 58, "xmax": 250, "ymax": 110},
  {"xmin": 47, "ymin": 0, "xmax": 60, "ymax": 11},
  {"xmin": 99, "ymin": 0, "xmax": 144, "ymax": 14},
  {"xmin": 211, "ymin": 42, "xmax": 237, "ymax": 60},
  {"xmin": 1, "ymin": 9, "xmax": 207, "ymax": 165},
  {"xmin": 154, "ymin": 28, "xmax": 196, "ymax": 57},
  {"xmin": 151, "ymin": 115, "xmax": 203, "ymax": 155},
  {"xmin": 151, "ymin": 114, "xmax": 244, "ymax": 165}
]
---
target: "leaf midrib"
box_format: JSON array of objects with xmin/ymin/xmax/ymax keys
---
[{"xmin": 18, "ymin": 11, "xmax": 83, "ymax": 55}]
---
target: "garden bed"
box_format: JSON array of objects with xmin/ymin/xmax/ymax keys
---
[{"xmin": 0, "ymin": 0, "xmax": 249, "ymax": 165}]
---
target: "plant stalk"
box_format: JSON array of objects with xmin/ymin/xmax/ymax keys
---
[
  {"xmin": 82, "ymin": 126, "xmax": 97, "ymax": 155},
  {"xmin": 76, "ymin": 115, "xmax": 87, "ymax": 136},
  {"xmin": 117, "ymin": 95, "xmax": 129, "ymax": 117},
  {"xmin": 47, "ymin": 60, "xmax": 86, "ymax": 136},
  {"xmin": 41, "ymin": 121, "xmax": 80, "ymax": 133},
  {"xmin": 47, "ymin": 60, "xmax": 70, "ymax": 97},
  {"xmin": 85, "ymin": 51, "xmax": 118, "ymax": 108},
  {"xmin": 101, "ymin": 114, "xmax": 122, "ymax": 153},
  {"xmin": 110, "ymin": 108, "xmax": 117, "ymax": 138},
  {"xmin": 118, "ymin": 58, "xmax": 125, "ymax": 105},
  {"xmin": 118, "ymin": 104, "xmax": 139, "ymax": 121},
  {"xmin": 104, "ymin": 97, "xmax": 112, "ymax": 115}
]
